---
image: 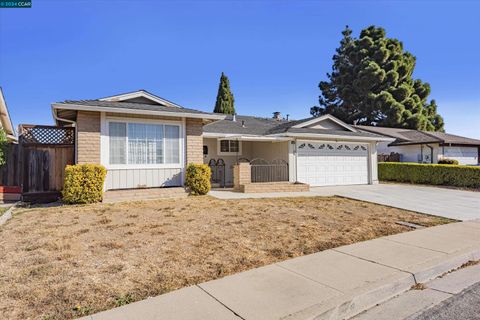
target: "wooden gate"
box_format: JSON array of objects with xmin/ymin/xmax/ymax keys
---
[{"xmin": 2, "ymin": 125, "xmax": 75, "ymax": 202}]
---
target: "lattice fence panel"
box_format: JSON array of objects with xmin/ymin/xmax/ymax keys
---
[{"xmin": 19, "ymin": 125, "xmax": 75, "ymax": 145}]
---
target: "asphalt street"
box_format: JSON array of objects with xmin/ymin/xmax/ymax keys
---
[{"xmin": 413, "ymin": 282, "xmax": 480, "ymax": 320}]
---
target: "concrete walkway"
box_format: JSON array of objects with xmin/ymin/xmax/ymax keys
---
[
  {"xmin": 79, "ymin": 220, "xmax": 480, "ymax": 320},
  {"xmin": 210, "ymin": 184, "xmax": 480, "ymax": 221}
]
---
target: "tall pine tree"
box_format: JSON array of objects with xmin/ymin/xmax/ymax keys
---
[
  {"xmin": 311, "ymin": 26, "xmax": 444, "ymax": 131},
  {"xmin": 214, "ymin": 72, "xmax": 235, "ymax": 114}
]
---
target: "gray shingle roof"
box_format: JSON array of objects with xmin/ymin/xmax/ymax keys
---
[
  {"xmin": 58, "ymin": 99, "xmax": 218, "ymax": 116},
  {"xmin": 203, "ymin": 115, "xmax": 288, "ymax": 135},
  {"xmin": 355, "ymin": 125, "xmax": 480, "ymax": 146},
  {"xmin": 204, "ymin": 115, "xmax": 385, "ymax": 139},
  {"xmin": 424, "ymin": 131, "xmax": 480, "ymax": 145}
]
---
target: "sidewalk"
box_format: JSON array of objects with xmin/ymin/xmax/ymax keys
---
[{"xmin": 79, "ymin": 220, "xmax": 480, "ymax": 320}]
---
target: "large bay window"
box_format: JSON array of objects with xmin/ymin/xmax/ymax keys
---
[{"xmin": 109, "ymin": 121, "xmax": 180, "ymax": 165}]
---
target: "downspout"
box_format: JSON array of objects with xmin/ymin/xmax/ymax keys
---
[
  {"xmin": 294, "ymin": 138, "xmax": 298, "ymax": 183},
  {"xmin": 425, "ymin": 144, "xmax": 434, "ymax": 164},
  {"xmin": 52, "ymin": 107, "xmax": 77, "ymax": 163}
]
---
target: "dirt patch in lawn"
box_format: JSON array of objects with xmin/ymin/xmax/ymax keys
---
[{"xmin": 0, "ymin": 196, "xmax": 452, "ymax": 319}]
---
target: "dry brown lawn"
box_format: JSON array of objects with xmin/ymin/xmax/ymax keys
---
[{"xmin": 0, "ymin": 196, "xmax": 452, "ymax": 320}]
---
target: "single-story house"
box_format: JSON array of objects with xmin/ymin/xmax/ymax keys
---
[
  {"xmin": 0, "ymin": 87, "xmax": 17, "ymax": 141},
  {"xmin": 356, "ymin": 125, "xmax": 480, "ymax": 165},
  {"xmin": 52, "ymin": 90, "xmax": 393, "ymax": 191}
]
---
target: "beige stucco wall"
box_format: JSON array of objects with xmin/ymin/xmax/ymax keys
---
[
  {"xmin": 203, "ymin": 138, "xmax": 253, "ymax": 186},
  {"xmin": 76, "ymin": 111, "xmax": 101, "ymax": 164},
  {"xmin": 203, "ymin": 139, "xmax": 289, "ymax": 186},
  {"xmin": 306, "ymin": 119, "xmax": 345, "ymax": 130},
  {"xmin": 250, "ymin": 141, "xmax": 289, "ymax": 162}
]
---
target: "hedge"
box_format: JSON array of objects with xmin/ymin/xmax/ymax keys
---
[
  {"xmin": 62, "ymin": 164, "xmax": 107, "ymax": 204},
  {"xmin": 185, "ymin": 163, "xmax": 211, "ymax": 195},
  {"xmin": 438, "ymin": 158, "xmax": 459, "ymax": 165},
  {"xmin": 378, "ymin": 162, "xmax": 480, "ymax": 188}
]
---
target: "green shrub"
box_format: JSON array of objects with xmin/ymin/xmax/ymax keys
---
[
  {"xmin": 438, "ymin": 158, "xmax": 459, "ymax": 165},
  {"xmin": 62, "ymin": 164, "xmax": 107, "ymax": 204},
  {"xmin": 185, "ymin": 163, "xmax": 211, "ymax": 195},
  {"xmin": 0, "ymin": 128, "xmax": 8, "ymax": 167},
  {"xmin": 378, "ymin": 162, "xmax": 480, "ymax": 188}
]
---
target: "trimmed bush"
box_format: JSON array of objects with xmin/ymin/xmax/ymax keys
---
[
  {"xmin": 185, "ymin": 163, "xmax": 211, "ymax": 195},
  {"xmin": 62, "ymin": 164, "xmax": 107, "ymax": 204},
  {"xmin": 378, "ymin": 162, "xmax": 480, "ymax": 188},
  {"xmin": 438, "ymin": 158, "xmax": 459, "ymax": 165}
]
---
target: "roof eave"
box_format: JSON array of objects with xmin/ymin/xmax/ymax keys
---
[
  {"xmin": 0, "ymin": 88, "xmax": 15, "ymax": 136},
  {"xmin": 439, "ymin": 142, "xmax": 480, "ymax": 147},
  {"xmin": 203, "ymin": 132, "xmax": 291, "ymax": 141},
  {"xmin": 98, "ymin": 90, "xmax": 184, "ymax": 108},
  {"xmin": 274, "ymin": 132, "xmax": 394, "ymax": 142},
  {"xmin": 388, "ymin": 140, "xmax": 440, "ymax": 146},
  {"xmin": 51, "ymin": 103, "xmax": 226, "ymax": 121},
  {"xmin": 292, "ymin": 114, "xmax": 358, "ymax": 132}
]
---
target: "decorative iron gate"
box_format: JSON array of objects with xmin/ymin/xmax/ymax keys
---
[
  {"xmin": 250, "ymin": 158, "xmax": 289, "ymax": 183},
  {"xmin": 208, "ymin": 158, "xmax": 226, "ymax": 187}
]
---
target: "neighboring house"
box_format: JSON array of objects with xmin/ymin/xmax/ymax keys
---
[
  {"xmin": 52, "ymin": 90, "xmax": 393, "ymax": 190},
  {"xmin": 0, "ymin": 87, "xmax": 17, "ymax": 141},
  {"xmin": 203, "ymin": 114, "xmax": 392, "ymax": 187},
  {"xmin": 356, "ymin": 125, "xmax": 480, "ymax": 165}
]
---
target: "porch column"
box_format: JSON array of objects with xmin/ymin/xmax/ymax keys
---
[
  {"xmin": 233, "ymin": 162, "xmax": 251, "ymax": 191},
  {"xmin": 369, "ymin": 142, "xmax": 379, "ymax": 184}
]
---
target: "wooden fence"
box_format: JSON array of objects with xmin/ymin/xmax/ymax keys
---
[
  {"xmin": 0, "ymin": 125, "xmax": 75, "ymax": 202},
  {"xmin": 378, "ymin": 152, "xmax": 401, "ymax": 162},
  {"xmin": 0, "ymin": 144, "xmax": 21, "ymax": 187}
]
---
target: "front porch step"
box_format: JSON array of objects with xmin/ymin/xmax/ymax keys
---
[
  {"xmin": 103, "ymin": 187, "xmax": 188, "ymax": 203},
  {"xmin": 239, "ymin": 182, "xmax": 309, "ymax": 193}
]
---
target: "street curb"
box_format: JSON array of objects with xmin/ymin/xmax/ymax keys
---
[{"xmin": 283, "ymin": 247, "xmax": 480, "ymax": 320}]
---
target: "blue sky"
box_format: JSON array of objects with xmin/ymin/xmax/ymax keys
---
[{"xmin": 1, "ymin": 0, "xmax": 479, "ymax": 138}]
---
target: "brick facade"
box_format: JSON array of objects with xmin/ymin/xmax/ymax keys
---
[
  {"xmin": 186, "ymin": 118, "xmax": 203, "ymax": 164},
  {"xmin": 241, "ymin": 182, "xmax": 309, "ymax": 193},
  {"xmin": 233, "ymin": 163, "xmax": 251, "ymax": 190},
  {"xmin": 233, "ymin": 163, "xmax": 309, "ymax": 193},
  {"xmin": 76, "ymin": 111, "xmax": 101, "ymax": 164}
]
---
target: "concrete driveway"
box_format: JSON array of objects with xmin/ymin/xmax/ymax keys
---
[{"xmin": 310, "ymin": 184, "xmax": 480, "ymax": 221}]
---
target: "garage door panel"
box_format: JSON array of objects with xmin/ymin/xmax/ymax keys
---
[
  {"xmin": 444, "ymin": 147, "xmax": 478, "ymax": 165},
  {"xmin": 297, "ymin": 141, "xmax": 369, "ymax": 186}
]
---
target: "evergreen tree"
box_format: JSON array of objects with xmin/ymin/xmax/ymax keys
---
[
  {"xmin": 311, "ymin": 26, "xmax": 444, "ymax": 131},
  {"xmin": 214, "ymin": 72, "xmax": 235, "ymax": 114}
]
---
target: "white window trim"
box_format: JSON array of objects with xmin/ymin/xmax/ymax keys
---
[
  {"xmin": 217, "ymin": 139, "xmax": 242, "ymax": 156},
  {"xmin": 101, "ymin": 115, "xmax": 184, "ymax": 170}
]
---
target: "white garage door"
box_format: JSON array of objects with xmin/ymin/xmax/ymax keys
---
[
  {"xmin": 297, "ymin": 141, "xmax": 369, "ymax": 186},
  {"xmin": 444, "ymin": 147, "xmax": 478, "ymax": 165}
]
